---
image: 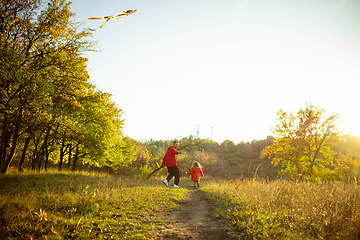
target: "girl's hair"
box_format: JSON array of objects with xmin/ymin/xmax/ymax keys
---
[{"xmin": 193, "ymin": 161, "xmax": 201, "ymax": 168}]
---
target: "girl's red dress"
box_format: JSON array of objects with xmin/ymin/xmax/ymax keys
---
[{"xmin": 187, "ymin": 167, "xmax": 204, "ymax": 181}]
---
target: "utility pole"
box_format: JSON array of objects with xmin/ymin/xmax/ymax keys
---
[{"xmin": 196, "ymin": 124, "xmax": 200, "ymax": 139}]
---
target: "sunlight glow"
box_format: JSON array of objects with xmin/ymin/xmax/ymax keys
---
[{"xmin": 72, "ymin": 0, "xmax": 360, "ymax": 142}]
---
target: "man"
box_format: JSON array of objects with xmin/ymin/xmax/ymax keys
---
[{"xmin": 163, "ymin": 140, "xmax": 182, "ymax": 188}]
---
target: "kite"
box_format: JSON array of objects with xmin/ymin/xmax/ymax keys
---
[{"xmin": 78, "ymin": 10, "xmax": 137, "ymax": 31}]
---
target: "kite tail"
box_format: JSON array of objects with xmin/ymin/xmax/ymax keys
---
[
  {"xmin": 87, "ymin": 18, "xmax": 111, "ymax": 31},
  {"xmin": 77, "ymin": 10, "xmax": 136, "ymax": 31}
]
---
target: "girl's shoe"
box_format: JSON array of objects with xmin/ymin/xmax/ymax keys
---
[
  {"xmin": 197, "ymin": 182, "xmax": 200, "ymax": 188},
  {"xmin": 194, "ymin": 186, "xmax": 196, "ymax": 189}
]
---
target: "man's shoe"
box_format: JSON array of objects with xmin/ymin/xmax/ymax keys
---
[
  {"xmin": 174, "ymin": 184, "xmax": 179, "ymax": 188},
  {"xmin": 163, "ymin": 180, "xmax": 168, "ymax": 187}
]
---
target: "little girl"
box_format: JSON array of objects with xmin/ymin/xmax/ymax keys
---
[{"xmin": 186, "ymin": 161, "xmax": 204, "ymax": 189}]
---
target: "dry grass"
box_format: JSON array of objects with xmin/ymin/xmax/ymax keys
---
[{"xmin": 202, "ymin": 178, "xmax": 360, "ymax": 239}]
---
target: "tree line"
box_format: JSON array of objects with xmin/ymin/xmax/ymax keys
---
[
  {"xmin": 0, "ymin": 0, "xmax": 135, "ymax": 174},
  {"xmin": 126, "ymin": 129, "xmax": 360, "ymax": 180},
  {"xmin": 126, "ymin": 136, "xmax": 276, "ymax": 179}
]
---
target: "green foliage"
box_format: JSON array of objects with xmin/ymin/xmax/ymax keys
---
[
  {"xmin": 261, "ymin": 103, "xmax": 344, "ymax": 180},
  {"xmin": 132, "ymin": 165, "xmax": 154, "ymax": 179},
  {"xmin": 131, "ymin": 140, "xmax": 152, "ymax": 169},
  {"xmin": 331, "ymin": 152, "xmax": 360, "ymax": 180},
  {"xmin": 0, "ymin": 0, "xmax": 135, "ymax": 173}
]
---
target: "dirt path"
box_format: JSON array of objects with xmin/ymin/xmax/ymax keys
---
[{"xmin": 153, "ymin": 186, "xmax": 238, "ymax": 240}]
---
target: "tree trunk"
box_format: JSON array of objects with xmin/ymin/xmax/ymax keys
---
[
  {"xmin": 0, "ymin": 113, "xmax": 12, "ymax": 173},
  {"xmin": 45, "ymin": 133, "xmax": 56, "ymax": 171},
  {"xmin": 72, "ymin": 147, "xmax": 79, "ymax": 171},
  {"xmin": 30, "ymin": 134, "xmax": 42, "ymax": 171},
  {"xmin": 1, "ymin": 112, "xmax": 22, "ymax": 173},
  {"xmin": 59, "ymin": 135, "xmax": 66, "ymax": 171},
  {"xmin": 44, "ymin": 146, "xmax": 49, "ymax": 171},
  {"xmin": 0, "ymin": 116, "xmax": 8, "ymax": 168},
  {"xmin": 37, "ymin": 127, "xmax": 51, "ymax": 172},
  {"xmin": 18, "ymin": 137, "xmax": 30, "ymax": 172},
  {"xmin": 68, "ymin": 143, "xmax": 72, "ymax": 170}
]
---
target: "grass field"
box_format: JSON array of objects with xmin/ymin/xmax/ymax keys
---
[
  {"xmin": 202, "ymin": 178, "xmax": 360, "ymax": 239},
  {"xmin": 0, "ymin": 170, "xmax": 188, "ymax": 239},
  {"xmin": 1, "ymin": 170, "xmax": 360, "ymax": 239}
]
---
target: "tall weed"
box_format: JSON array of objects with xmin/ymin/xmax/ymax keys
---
[{"xmin": 203, "ymin": 179, "xmax": 360, "ymax": 239}]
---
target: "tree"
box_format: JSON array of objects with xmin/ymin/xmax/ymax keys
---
[
  {"xmin": 131, "ymin": 141, "xmax": 151, "ymax": 169},
  {"xmin": 0, "ymin": 0, "xmax": 93, "ymax": 173},
  {"xmin": 65, "ymin": 88, "xmax": 135, "ymax": 171},
  {"xmin": 261, "ymin": 103, "xmax": 343, "ymax": 180},
  {"xmin": 1, "ymin": 0, "xmax": 135, "ymax": 173},
  {"xmin": 331, "ymin": 152, "xmax": 360, "ymax": 180}
]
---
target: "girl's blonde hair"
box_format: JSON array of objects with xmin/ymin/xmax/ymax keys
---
[{"xmin": 193, "ymin": 161, "xmax": 201, "ymax": 168}]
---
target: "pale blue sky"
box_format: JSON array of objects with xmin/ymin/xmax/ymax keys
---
[{"xmin": 71, "ymin": 0, "xmax": 360, "ymax": 143}]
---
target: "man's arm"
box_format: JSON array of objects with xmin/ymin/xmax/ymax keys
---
[{"xmin": 171, "ymin": 146, "xmax": 182, "ymax": 155}]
